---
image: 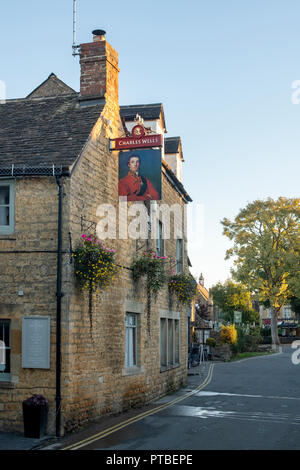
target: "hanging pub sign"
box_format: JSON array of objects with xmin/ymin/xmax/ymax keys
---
[
  {"xmin": 118, "ymin": 149, "xmax": 162, "ymax": 201},
  {"xmin": 112, "ymin": 124, "xmax": 163, "ymax": 150}
]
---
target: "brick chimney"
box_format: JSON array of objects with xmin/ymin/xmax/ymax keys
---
[{"xmin": 79, "ymin": 30, "xmax": 119, "ymax": 106}]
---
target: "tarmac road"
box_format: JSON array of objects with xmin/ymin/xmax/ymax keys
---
[{"xmin": 59, "ymin": 346, "xmax": 300, "ymax": 451}]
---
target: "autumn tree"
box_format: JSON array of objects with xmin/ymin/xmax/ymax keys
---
[
  {"xmin": 209, "ymin": 279, "xmax": 258, "ymax": 323},
  {"xmin": 222, "ymin": 197, "xmax": 300, "ymax": 348}
]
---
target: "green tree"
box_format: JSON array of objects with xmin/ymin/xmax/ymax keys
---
[
  {"xmin": 290, "ymin": 296, "xmax": 300, "ymax": 322},
  {"xmin": 222, "ymin": 197, "xmax": 300, "ymax": 348},
  {"xmin": 209, "ymin": 279, "xmax": 258, "ymax": 323}
]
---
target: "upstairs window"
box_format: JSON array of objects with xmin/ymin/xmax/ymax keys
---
[
  {"xmin": 0, "ymin": 180, "xmax": 14, "ymax": 234},
  {"xmin": 283, "ymin": 306, "xmax": 291, "ymax": 319}
]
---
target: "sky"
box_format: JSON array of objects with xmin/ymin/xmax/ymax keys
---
[{"xmin": 1, "ymin": 0, "xmax": 299, "ymax": 288}]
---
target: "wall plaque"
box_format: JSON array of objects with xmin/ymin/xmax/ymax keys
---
[{"xmin": 22, "ymin": 316, "xmax": 50, "ymax": 369}]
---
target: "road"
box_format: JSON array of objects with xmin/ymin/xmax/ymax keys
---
[{"xmin": 60, "ymin": 346, "xmax": 300, "ymax": 450}]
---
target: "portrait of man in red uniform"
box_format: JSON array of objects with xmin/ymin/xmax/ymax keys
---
[{"xmin": 118, "ymin": 150, "xmax": 161, "ymax": 201}]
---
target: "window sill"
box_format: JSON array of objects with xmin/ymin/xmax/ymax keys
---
[
  {"xmin": 122, "ymin": 366, "xmax": 144, "ymax": 377},
  {"xmin": 160, "ymin": 363, "xmax": 181, "ymax": 373},
  {"xmin": 0, "ymin": 381, "xmax": 15, "ymax": 389},
  {"xmin": 0, "ymin": 234, "xmax": 16, "ymax": 240}
]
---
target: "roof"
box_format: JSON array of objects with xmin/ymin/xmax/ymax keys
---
[
  {"xmin": 120, "ymin": 103, "xmax": 166, "ymax": 132},
  {"xmin": 164, "ymin": 136, "xmax": 184, "ymax": 163},
  {"xmin": 27, "ymin": 73, "xmax": 76, "ymax": 99},
  {"xmin": 164, "ymin": 137, "xmax": 180, "ymax": 154},
  {"xmin": 0, "ymin": 94, "xmax": 104, "ymax": 168},
  {"xmin": 197, "ymin": 284, "xmax": 209, "ymax": 302}
]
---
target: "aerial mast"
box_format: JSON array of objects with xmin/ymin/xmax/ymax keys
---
[{"xmin": 72, "ymin": 0, "xmax": 80, "ymax": 57}]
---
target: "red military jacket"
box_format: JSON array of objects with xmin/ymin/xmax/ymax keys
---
[{"xmin": 118, "ymin": 171, "xmax": 159, "ymax": 201}]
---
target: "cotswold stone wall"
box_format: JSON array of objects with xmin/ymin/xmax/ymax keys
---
[{"xmin": 0, "ymin": 176, "xmax": 70, "ymax": 432}]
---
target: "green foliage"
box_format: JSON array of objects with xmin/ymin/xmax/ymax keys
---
[
  {"xmin": 242, "ymin": 309, "xmax": 260, "ymax": 323},
  {"xmin": 248, "ymin": 325, "xmax": 263, "ymax": 340},
  {"xmin": 222, "ymin": 197, "xmax": 300, "ymax": 346},
  {"xmin": 230, "ymin": 351, "xmax": 274, "ymax": 361},
  {"xmin": 290, "ymin": 297, "xmax": 300, "ymax": 321},
  {"xmin": 231, "ymin": 326, "xmax": 262, "ymax": 354},
  {"xmin": 73, "ymin": 234, "xmax": 119, "ymax": 292},
  {"xmin": 261, "ymin": 327, "xmax": 271, "ymax": 337},
  {"xmin": 206, "ymin": 337, "xmax": 216, "ymax": 347},
  {"xmin": 222, "ymin": 197, "xmax": 300, "ymax": 312},
  {"xmin": 168, "ymin": 273, "xmax": 198, "ymax": 305},
  {"xmin": 131, "ymin": 251, "xmax": 167, "ymax": 294},
  {"xmin": 209, "ymin": 279, "xmax": 256, "ymax": 322}
]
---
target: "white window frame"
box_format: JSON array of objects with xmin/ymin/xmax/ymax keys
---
[
  {"xmin": 125, "ymin": 313, "xmax": 138, "ymax": 368},
  {"xmin": 0, "ymin": 180, "xmax": 15, "ymax": 234},
  {"xmin": 160, "ymin": 310, "xmax": 180, "ymax": 370},
  {"xmin": 0, "ymin": 320, "xmax": 11, "ymax": 381}
]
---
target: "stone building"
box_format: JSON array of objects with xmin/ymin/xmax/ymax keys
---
[{"xmin": 0, "ymin": 31, "xmax": 192, "ymax": 434}]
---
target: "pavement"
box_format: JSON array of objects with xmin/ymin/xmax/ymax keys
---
[
  {"xmin": 0, "ymin": 432, "xmax": 51, "ymax": 451},
  {"xmin": 0, "ymin": 362, "xmax": 210, "ymax": 451}
]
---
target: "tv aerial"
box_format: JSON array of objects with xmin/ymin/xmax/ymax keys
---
[{"xmin": 72, "ymin": 0, "xmax": 80, "ymax": 57}]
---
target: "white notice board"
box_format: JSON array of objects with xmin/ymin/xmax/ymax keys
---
[{"xmin": 22, "ymin": 316, "xmax": 50, "ymax": 369}]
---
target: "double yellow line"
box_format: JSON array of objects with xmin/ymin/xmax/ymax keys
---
[{"xmin": 62, "ymin": 364, "xmax": 214, "ymax": 450}]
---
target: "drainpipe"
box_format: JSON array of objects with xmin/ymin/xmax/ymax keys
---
[{"xmin": 55, "ymin": 176, "xmax": 63, "ymax": 437}]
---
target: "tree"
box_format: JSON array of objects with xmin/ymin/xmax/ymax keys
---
[
  {"xmin": 195, "ymin": 301, "xmax": 210, "ymax": 321},
  {"xmin": 290, "ymin": 296, "xmax": 300, "ymax": 322},
  {"xmin": 209, "ymin": 279, "xmax": 258, "ymax": 323},
  {"xmin": 222, "ymin": 197, "xmax": 300, "ymax": 348}
]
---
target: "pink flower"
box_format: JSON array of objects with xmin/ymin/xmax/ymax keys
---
[
  {"xmin": 87, "ymin": 238, "xmax": 92, "ymax": 242},
  {"xmin": 81, "ymin": 234, "xmax": 87, "ymax": 239}
]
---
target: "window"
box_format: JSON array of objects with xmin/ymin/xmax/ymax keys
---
[
  {"xmin": 0, "ymin": 180, "xmax": 14, "ymax": 234},
  {"xmin": 160, "ymin": 313, "xmax": 180, "ymax": 369},
  {"xmin": 125, "ymin": 313, "xmax": 138, "ymax": 368},
  {"xmin": 176, "ymin": 238, "xmax": 183, "ymax": 274},
  {"xmin": 0, "ymin": 320, "xmax": 11, "ymax": 381},
  {"xmin": 283, "ymin": 306, "xmax": 291, "ymax": 319},
  {"xmin": 156, "ymin": 221, "xmax": 164, "ymax": 257}
]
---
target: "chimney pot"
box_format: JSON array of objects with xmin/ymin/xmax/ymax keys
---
[{"xmin": 92, "ymin": 29, "xmax": 106, "ymax": 41}]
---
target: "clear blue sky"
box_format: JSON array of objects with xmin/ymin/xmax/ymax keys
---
[{"xmin": 1, "ymin": 0, "xmax": 299, "ymax": 287}]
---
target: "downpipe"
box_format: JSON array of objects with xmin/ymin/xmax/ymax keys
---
[{"xmin": 55, "ymin": 176, "xmax": 63, "ymax": 437}]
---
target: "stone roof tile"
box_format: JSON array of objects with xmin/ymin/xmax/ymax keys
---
[{"xmin": 0, "ymin": 94, "xmax": 104, "ymax": 168}]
